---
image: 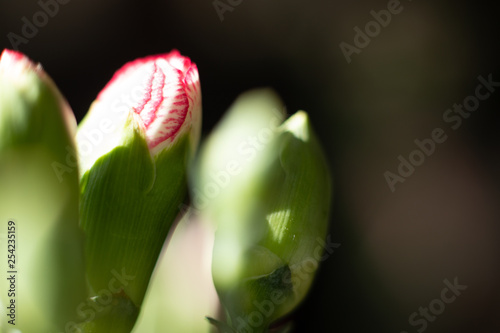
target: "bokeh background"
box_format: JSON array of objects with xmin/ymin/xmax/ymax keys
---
[{"xmin": 1, "ymin": 0, "xmax": 500, "ymax": 332}]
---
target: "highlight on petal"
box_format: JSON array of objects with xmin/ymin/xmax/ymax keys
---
[
  {"xmin": 95, "ymin": 50, "xmax": 201, "ymax": 156},
  {"xmin": 0, "ymin": 49, "xmax": 32, "ymax": 73}
]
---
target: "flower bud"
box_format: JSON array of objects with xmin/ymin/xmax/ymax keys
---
[
  {"xmin": 77, "ymin": 50, "xmax": 201, "ymax": 331},
  {"xmin": 192, "ymin": 89, "xmax": 331, "ymax": 332},
  {"xmin": 0, "ymin": 49, "xmax": 87, "ymax": 332},
  {"xmin": 132, "ymin": 209, "xmax": 218, "ymax": 333}
]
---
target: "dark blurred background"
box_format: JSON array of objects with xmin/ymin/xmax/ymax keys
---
[{"xmin": 1, "ymin": 0, "xmax": 500, "ymax": 332}]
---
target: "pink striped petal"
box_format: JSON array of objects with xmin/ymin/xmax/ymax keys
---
[{"xmin": 97, "ymin": 50, "xmax": 201, "ymax": 155}]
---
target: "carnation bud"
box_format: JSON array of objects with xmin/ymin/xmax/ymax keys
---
[
  {"xmin": 77, "ymin": 50, "xmax": 201, "ymax": 332},
  {"xmin": 192, "ymin": 89, "xmax": 331, "ymax": 332},
  {"xmin": 0, "ymin": 49, "xmax": 86, "ymax": 332}
]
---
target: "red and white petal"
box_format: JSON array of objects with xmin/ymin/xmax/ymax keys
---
[{"xmin": 93, "ymin": 50, "xmax": 201, "ymax": 156}]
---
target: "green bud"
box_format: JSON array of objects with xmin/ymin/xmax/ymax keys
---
[
  {"xmin": 192, "ymin": 89, "xmax": 332, "ymax": 332},
  {"xmin": 132, "ymin": 209, "xmax": 218, "ymax": 333},
  {"xmin": 0, "ymin": 49, "xmax": 87, "ymax": 332},
  {"xmin": 78, "ymin": 51, "xmax": 201, "ymax": 332}
]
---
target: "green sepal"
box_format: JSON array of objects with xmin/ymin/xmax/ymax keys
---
[
  {"xmin": 224, "ymin": 265, "xmax": 294, "ymax": 333},
  {"xmin": 77, "ymin": 293, "xmax": 139, "ymax": 333},
  {"xmin": 206, "ymin": 317, "xmax": 237, "ymax": 333},
  {"xmin": 80, "ymin": 114, "xmax": 191, "ymax": 331}
]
